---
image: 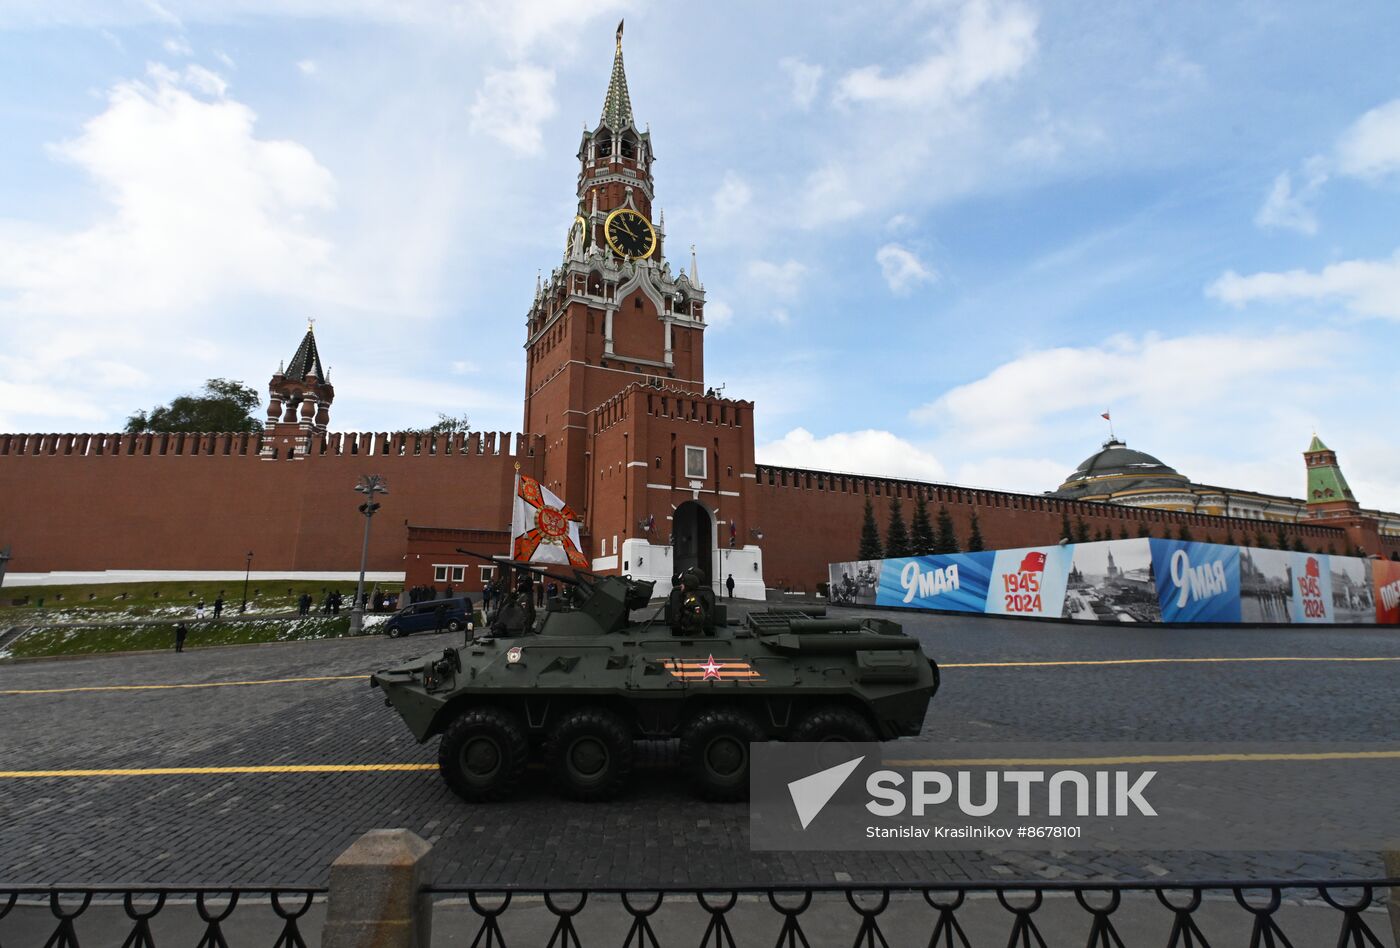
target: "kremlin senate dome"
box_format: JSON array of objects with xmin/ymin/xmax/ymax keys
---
[{"xmin": 1050, "ymin": 438, "xmax": 1196, "ymax": 508}]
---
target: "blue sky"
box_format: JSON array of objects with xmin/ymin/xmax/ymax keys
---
[{"xmin": 2, "ymin": 1, "xmax": 1399, "ymax": 509}]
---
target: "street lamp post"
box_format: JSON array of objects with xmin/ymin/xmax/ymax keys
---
[
  {"xmin": 239, "ymin": 551, "xmax": 253, "ymax": 613},
  {"xmin": 349, "ymin": 474, "xmax": 388, "ymax": 636}
]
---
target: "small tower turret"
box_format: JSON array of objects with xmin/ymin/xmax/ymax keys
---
[{"xmin": 262, "ymin": 322, "xmax": 335, "ymax": 460}]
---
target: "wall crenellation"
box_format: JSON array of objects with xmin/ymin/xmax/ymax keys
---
[{"xmin": 0, "ymin": 430, "xmax": 541, "ymax": 460}]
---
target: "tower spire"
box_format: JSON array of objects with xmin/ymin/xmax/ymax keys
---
[{"xmin": 600, "ymin": 20, "xmax": 634, "ymax": 130}]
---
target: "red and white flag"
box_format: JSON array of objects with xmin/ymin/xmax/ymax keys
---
[
  {"xmin": 1101, "ymin": 411, "xmax": 1111, "ymax": 421},
  {"xmin": 511, "ymin": 473, "xmax": 588, "ymax": 568}
]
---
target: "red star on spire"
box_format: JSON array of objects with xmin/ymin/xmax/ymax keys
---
[{"xmin": 701, "ymin": 655, "xmax": 722, "ymax": 680}]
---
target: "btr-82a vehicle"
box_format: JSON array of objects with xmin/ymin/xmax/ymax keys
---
[{"xmin": 371, "ymin": 561, "xmax": 939, "ymax": 802}]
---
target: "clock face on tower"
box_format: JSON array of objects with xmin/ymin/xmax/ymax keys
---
[{"xmin": 603, "ymin": 208, "xmax": 657, "ymax": 259}]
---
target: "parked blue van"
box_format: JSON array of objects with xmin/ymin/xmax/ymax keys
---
[{"xmin": 382, "ymin": 597, "xmax": 471, "ymax": 638}]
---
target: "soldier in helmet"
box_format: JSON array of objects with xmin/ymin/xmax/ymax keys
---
[
  {"xmin": 670, "ymin": 566, "xmax": 710, "ymax": 636},
  {"xmin": 490, "ymin": 566, "xmax": 538, "ymax": 637}
]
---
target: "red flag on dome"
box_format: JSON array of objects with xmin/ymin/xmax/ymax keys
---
[{"xmin": 511, "ymin": 473, "xmax": 588, "ymax": 568}]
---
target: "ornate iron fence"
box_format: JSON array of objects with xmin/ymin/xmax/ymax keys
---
[
  {"xmin": 0, "ymin": 885, "xmax": 324, "ymax": 948},
  {"xmin": 426, "ymin": 878, "xmax": 1398, "ymax": 948}
]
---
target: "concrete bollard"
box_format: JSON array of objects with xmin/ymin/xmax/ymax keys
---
[
  {"xmin": 323, "ymin": 829, "xmax": 434, "ymax": 948},
  {"xmin": 1386, "ymin": 847, "xmax": 1400, "ymax": 948}
]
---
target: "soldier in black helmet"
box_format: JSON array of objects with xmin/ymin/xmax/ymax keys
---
[{"xmin": 670, "ymin": 566, "xmax": 710, "ymax": 636}]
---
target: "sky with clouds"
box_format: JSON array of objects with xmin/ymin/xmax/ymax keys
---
[{"xmin": 2, "ymin": 1, "xmax": 1399, "ymax": 510}]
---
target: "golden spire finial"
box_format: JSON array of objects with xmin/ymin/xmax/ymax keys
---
[
  {"xmin": 307, "ymin": 317, "xmax": 316, "ymax": 332},
  {"xmin": 615, "ymin": 19, "xmax": 624, "ymax": 50}
]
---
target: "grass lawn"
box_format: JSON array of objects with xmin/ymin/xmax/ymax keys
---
[
  {"xmin": 0, "ymin": 579, "xmax": 402, "ymax": 624},
  {"xmin": 4, "ymin": 615, "xmax": 365, "ymax": 659}
]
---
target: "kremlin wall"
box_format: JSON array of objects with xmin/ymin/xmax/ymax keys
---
[{"xmin": 2, "ymin": 33, "xmax": 1398, "ymax": 594}]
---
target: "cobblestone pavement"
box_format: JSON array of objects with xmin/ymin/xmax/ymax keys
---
[{"xmin": 1, "ymin": 613, "xmax": 1396, "ymax": 886}]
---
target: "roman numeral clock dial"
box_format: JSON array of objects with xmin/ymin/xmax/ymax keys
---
[{"xmin": 603, "ymin": 208, "xmax": 657, "ymax": 259}]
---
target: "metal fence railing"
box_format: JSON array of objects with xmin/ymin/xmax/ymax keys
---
[
  {"xmin": 0, "ymin": 885, "xmax": 325, "ymax": 948},
  {"xmin": 425, "ymin": 879, "xmax": 1398, "ymax": 948}
]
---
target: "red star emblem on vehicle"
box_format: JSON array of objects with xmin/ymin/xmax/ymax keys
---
[{"xmin": 700, "ymin": 654, "xmax": 722, "ymax": 680}]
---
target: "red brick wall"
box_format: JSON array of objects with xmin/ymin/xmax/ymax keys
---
[
  {"xmin": 0, "ymin": 431, "xmax": 542, "ymax": 574},
  {"xmin": 752, "ymin": 465, "xmax": 1353, "ymax": 592}
]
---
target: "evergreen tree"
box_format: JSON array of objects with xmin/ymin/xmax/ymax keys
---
[
  {"xmin": 1275, "ymin": 526, "xmax": 1289, "ymax": 550},
  {"xmin": 934, "ymin": 505, "xmax": 959, "ymax": 554},
  {"xmin": 910, "ymin": 495, "xmax": 936, "ymax": 555},
  {"xmin": 1177, "ymin": 524, "xmax": 1193, "ymax": 542},
  {"xmin": 1291, "ymin": 535, "xmax": 1307, "ymax": 553},
  {"xmin": 886, "ymin": 498, "xmax": 912, "ymax": 557},
  {"xmin": 1225, "ymin": 529, "xmax": 1236, "ymax": 546},
  {"xmin": 1074, "ymin": 517, "xmax": 1090, "ymax": 543},
  {"xmin": 966, "ymin": 512, "xmax": 985, "ymax": 552},
  {"xmin": 1255, "ymin": 532, "xmax": 1268, "ymax": 549},
  {"xmin": 858, "ymin": 497, "xmax": 883, "ymax": 560},
  {"xmin": 1060, "ymin": 512, "xmax": 1073, "ymax": 542},
  {"xmin": 1118, "ymin": 526, "xmax": 1130, "ymax": 540},
  {"xmin": 1137, "ymin": 523, "xmax": 1150, "ymax": 539}
]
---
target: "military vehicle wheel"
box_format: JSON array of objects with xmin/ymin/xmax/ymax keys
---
[
  {"xmin": 791, "ymin": 705, "xmax": 877, "ymax": 743},
  {"xmin": 438, "ymin": 707, "xmax": 529, "ymax": 802},
  {"xmin": 680, "ymin": 707, "xmax": 764, "ymax": 801},
  {"xmin": 545, "ymin": 707, "xmax": 633, "ymax": 801},
  {"xmin": 447, "ymin": 619, "xmax": 464, "ymax": 633}
]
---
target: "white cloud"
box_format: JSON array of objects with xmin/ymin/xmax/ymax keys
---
[
  {"xmin": 469, "ymin": 64, "xmax": 557, "ymax": 155},
  {"xmin": 162, "ymin": 36, "xmax": 191, "ymax": 56},
  {"xmin": 297, "ymin": 59, "xmax": 318, "ymax": 75},
  {"xmin": 914, "ymin": 331, "xmax": 1333, "ymax": 450},
  {"xmin": 0, "ymin": 64, "xmax": 334, "ymax": 323},
  {"xmin": 1208, "ymin": 250, "xmax": 1400, "ymax": 320},
  {"xmin": 875, "ymin": 243, "xmax": 935, "ymax": 295},
  {"xmin": 1255, "ymin": 98, "xmax": 1400, "ymax": 234},
  {"xmin": 704, "ymin": 301, "xmax": 734, "ymax": 328},
  {"xmin": 779, "ymin": 57, "xmax": 822, "ymax": 110},
  {"xmin": 1254, "ymin": 166, "xmax": 1327, "ymax": 235},
  {"xmin": 758, "ymin": 427, "xmax": 947, "ymax": 481},
  {"xmin": 1335, "ymin": 98, "xmax": 1400, "ymax": 181},
  {"xmin": 797, "ymin": 163, "xmax": 864, "ymax": 227},
  {"xmin": 712, "ymin": 172, "xmax": 752, "ymax": 218},
  {"xmin": 746, "ymin": 259, "xmax": 808, "ymax": 302},
  {"xmin": 0, "ymin": 63, "xmax": 340, "ymax": 428},
  {"xmin": 835, "ymin": 0, "xmax": 1037, "ymax": 109}
]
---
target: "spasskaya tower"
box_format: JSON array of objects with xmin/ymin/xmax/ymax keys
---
[{"xmin": 521, "ymin": 22, "xmax": 764, "ymax": 596}]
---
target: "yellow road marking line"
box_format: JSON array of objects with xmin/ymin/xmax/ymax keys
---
[
  {"xmin": 0, "ymin": 764, "xmax": 437, "ymax": 778},
  {"xmin": 4, "ymin": 750, "xmax": 1399, "ymax": 780},
  {"xmin": 941, "ymin": 656, "xmax": 1400, "ymax": 669},
  {"xmin": 0, "ymin": 675, "xmax": 366, "ymax": 695},
  {"xmin": 3, "ymin": 656, "xmax": 1398, "ymax": 697},
  {"xmin": 886, "ymin": 751, "xmax": 1400, "ymax": 767}
]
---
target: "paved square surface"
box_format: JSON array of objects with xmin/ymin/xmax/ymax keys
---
[{"xmin": 1, "ymin": 611, "xmax": 1397, "ymax": 886}]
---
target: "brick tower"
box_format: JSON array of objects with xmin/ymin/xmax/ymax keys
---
[
  {"xmin": 1302, "ymin": 434, "xmax": 1377, "ymax": 556},
  {"xmin": 521, "ymin": 23, "xmax": 764, "ymax": 596},
  {"xmin": 262, "ymin": 323, "xmax": 334, "ymax": 460}
]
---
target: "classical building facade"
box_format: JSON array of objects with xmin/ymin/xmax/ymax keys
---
[
  {"xmin": 1, "ymin": 32, "xmax": 1397, "ymax": 594},
  {"xmin": 1049, "ymin": 436, "xmax": 1400, "ymax": 536}
]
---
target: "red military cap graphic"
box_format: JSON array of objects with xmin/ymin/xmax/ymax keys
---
[
  {"xmin": 1019, "ymin": 551, "xmax": 1047, "ymax": 573},
  {"xmin": 1305, "ymin": 556, "xmax": 1320, "ymax": 578}
]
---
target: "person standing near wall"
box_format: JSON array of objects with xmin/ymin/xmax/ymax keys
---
[
  {"xmin": 726, "ymin": 574, "xmax": 735, "ymax": 599},
  {"xmin": 174, "ymin": 622, "xmax": 188, "ymax": 653}
]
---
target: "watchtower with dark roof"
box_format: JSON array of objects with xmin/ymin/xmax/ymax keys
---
[{"xmin": 264, "ymin": 323, "xmax": 335, "ymax": 457}]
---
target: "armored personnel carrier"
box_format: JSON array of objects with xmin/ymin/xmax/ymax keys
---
[{"xmin": 371, "ymin": 561, "xmax": 939, "ymax": 802}]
